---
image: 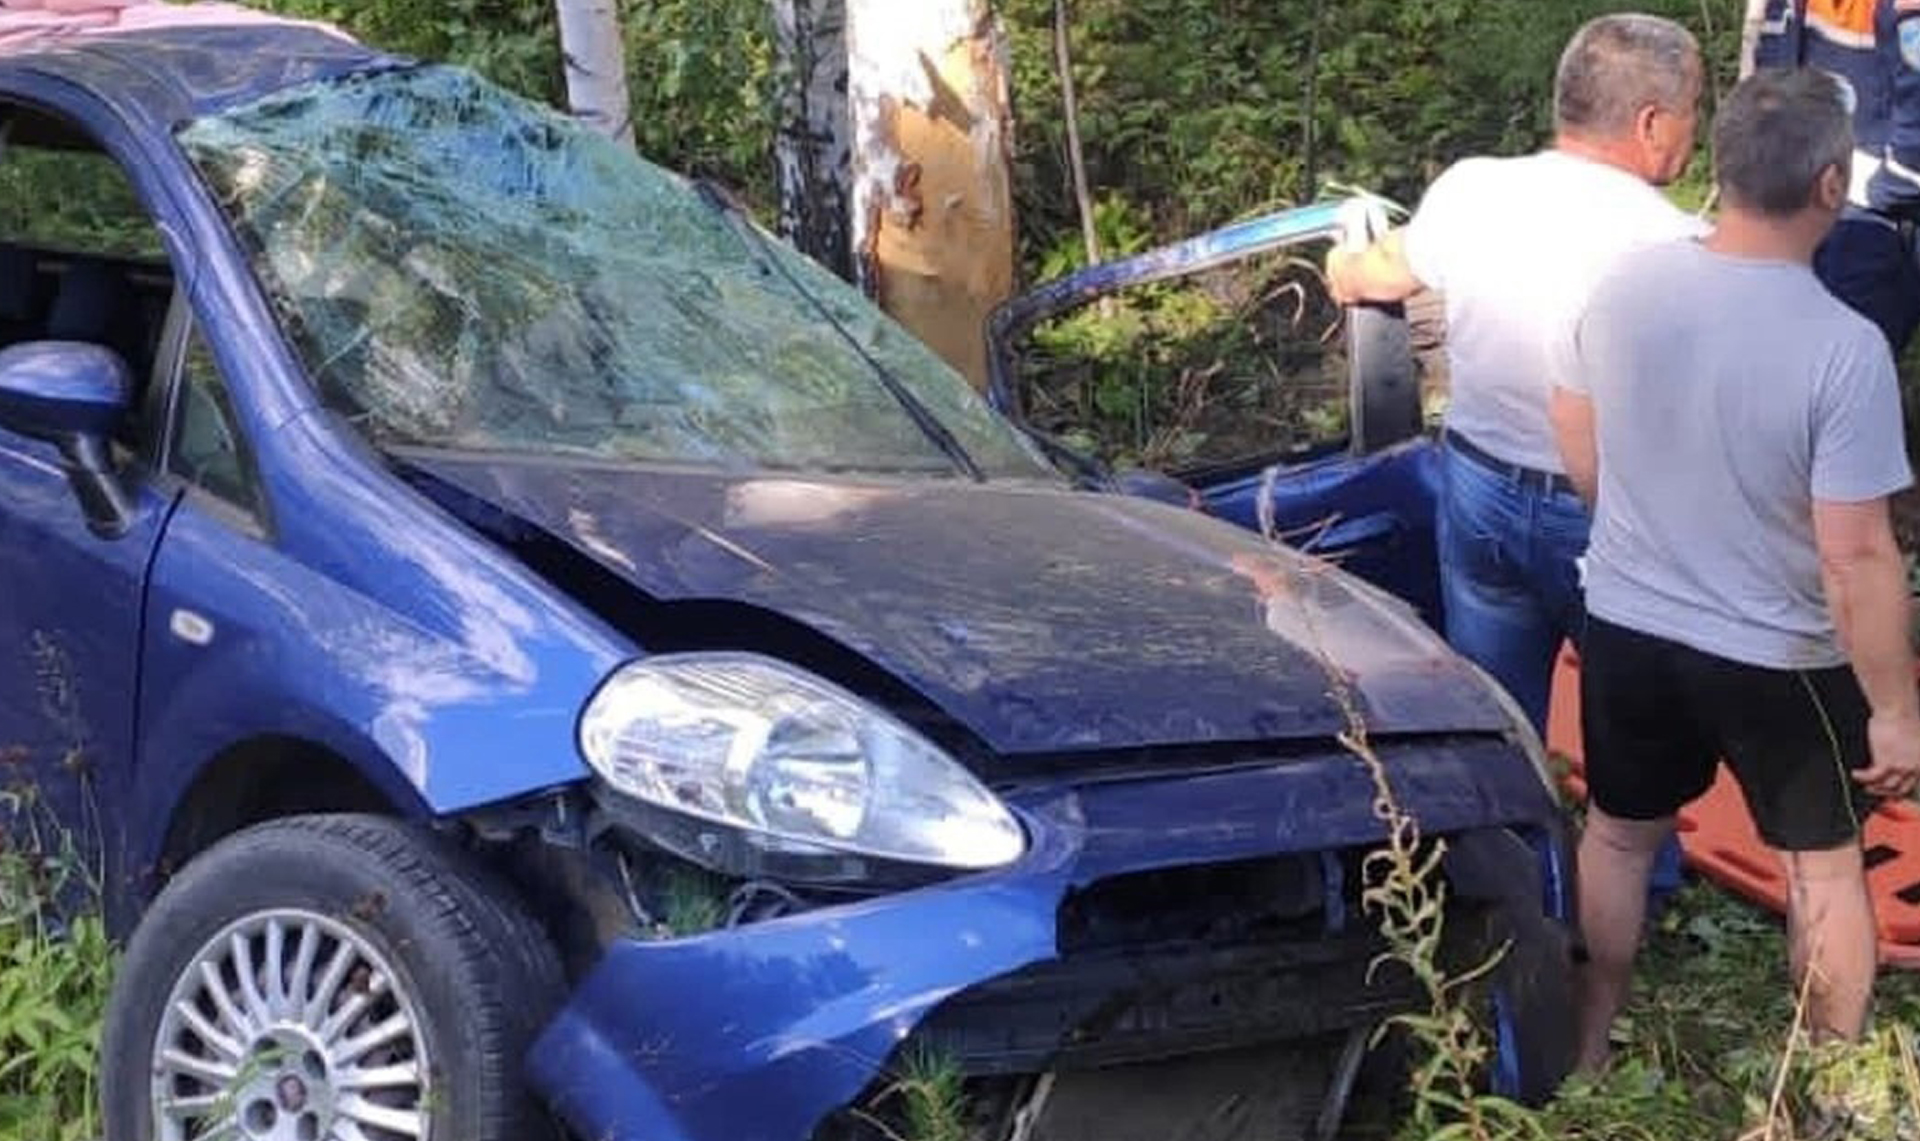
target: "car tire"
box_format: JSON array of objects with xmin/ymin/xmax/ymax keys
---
[{"xmin": 101, "ymin": 813, "xmax": 566, "ymax": 1141}]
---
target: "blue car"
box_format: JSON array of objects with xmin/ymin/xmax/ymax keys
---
[{"xmin": 0, "ymin": 15, "xmax": 1571, "ymax": 1141}]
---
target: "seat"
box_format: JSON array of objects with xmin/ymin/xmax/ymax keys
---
[
  {"xmin": 45, "ymin": 257, "xmax": 135, "ymax": 353},
  {"xmin": 0, "ymin": 243, "xmax": 38, "ymax": 347}
]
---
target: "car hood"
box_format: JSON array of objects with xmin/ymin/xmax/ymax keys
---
[{"xmin": 407, "ymin": 456, "xmax": 1509, "ymax": 754}]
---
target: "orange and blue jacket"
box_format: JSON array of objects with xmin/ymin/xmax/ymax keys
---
[{"xmin": 1757, "ymin": 0, "xmax": 1920, "ymax": 216}]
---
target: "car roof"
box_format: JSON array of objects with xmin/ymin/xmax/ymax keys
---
[{"xmin": 0, "ymin": 5, "xmax": 393, "ymax": 128}]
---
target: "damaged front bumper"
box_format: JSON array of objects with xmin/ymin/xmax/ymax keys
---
[{"xmin": 526, "ymin": 737, "xmax": 1574, "ymax": 1141}]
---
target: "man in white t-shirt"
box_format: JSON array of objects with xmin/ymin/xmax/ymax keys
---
[{"xmin": 1325, "ymin": 13, "xmax": 1704, "ymax": 895}]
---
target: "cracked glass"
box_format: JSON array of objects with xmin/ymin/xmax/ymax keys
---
[{"xmin": 178, "ymin": 66, "xmax": 1055, "ymax": 480}]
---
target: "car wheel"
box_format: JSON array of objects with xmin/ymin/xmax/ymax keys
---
[{"xmin": 102, "ymin": 813, "xmax": 566, "ymax": 1141}]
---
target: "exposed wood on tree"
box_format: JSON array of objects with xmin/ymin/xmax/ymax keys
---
[
  {"xmin": 846, "ymin": 0, "xmax": 1017, "ymax": 389},
  {"xmin": 772, "ymin": 0, "xmax": 855, "ymax": 279},
  {"xmin": 1052, "ymin": 0, "xmax": 1100, "ymax": 268},
  {"xmin": 555, "ymin": 0, "xmax": 634, "ymax": 147}
]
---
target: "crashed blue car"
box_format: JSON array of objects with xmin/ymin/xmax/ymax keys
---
[{"xmin": 0, "ymin": 15, "xmax": 1572, "ymax": 1141}]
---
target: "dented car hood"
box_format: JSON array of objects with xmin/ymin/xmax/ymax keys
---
[{"xmin": 408, "ymin": 456, "xmax": 1510, "ymax": 754}]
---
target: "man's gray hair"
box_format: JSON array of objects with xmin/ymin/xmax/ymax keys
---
[
  {"xmin": 1713, "ymin": 69, "xmax": 1854, "ymax": 216},
  {"xmin": 1555, "ymin": 13, "xmax": 1702, "ymax": 136}
]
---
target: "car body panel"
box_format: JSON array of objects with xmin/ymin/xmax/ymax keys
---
[
  {"xmin": 529, "ymin": 738, "xmax": 1564, "ymax": 1141},
  {"xmin": 129, "ymin": 413, "xmax": 631, "ymax": 860},
  {"xmin": 0, "ymin": 23, "xmax": 380, "ymax": 118},
  {"xmin": 1198, "ymin": 439, "xmax": 1444, "ymax": 625},
  {"xmin": 0, "ymin": 427, "xmax": 174, "ymax": 881},
  {"xmin": 406, "ymin": 454, "xmax": 1506, "ymax": 756}
]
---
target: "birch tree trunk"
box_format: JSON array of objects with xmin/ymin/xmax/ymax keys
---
[
  {"xmin": 846, "ymin": 0, "xmax": 1016, "ymax": 389},
  {"xmin": 1739, "ymin": 0, "xmax": 1768, "ymax": 79},
  {"xmin": 772, "ymin": 0, "xmax": 854, "ymax": 279},
  {"xmin": 555, "ymin": 0, "xmax": 634, "ymax": 148}
]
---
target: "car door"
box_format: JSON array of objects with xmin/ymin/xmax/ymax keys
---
[
  {"xmin": 0, "ymin": 117, "xmax": 183, "ymax": 890},
  {"xmin": 986, "ymin": 200, "xmax": 1446, "ymax": 626}
]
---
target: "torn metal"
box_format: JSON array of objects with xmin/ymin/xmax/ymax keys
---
[{"xmin": 528, "ymin": 738, "xmax": 1572, "ymax": 1141}]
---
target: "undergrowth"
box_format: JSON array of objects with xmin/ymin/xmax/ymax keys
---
[{"xmin": 0, "ymin": 801, "xmax": 112, "ymax": 1141}]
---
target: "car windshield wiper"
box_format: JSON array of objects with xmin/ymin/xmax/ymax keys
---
[{"xmin": 692, "ymin": 179, "xmax": 985, "ymax": 483}]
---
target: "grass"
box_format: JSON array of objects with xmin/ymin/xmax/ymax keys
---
[
  {"xmin": 1536, "ymin": 882, "xmax": 1920, "ymax": 1141},
  {"xmin": 0, "ymin": 835, "xmax": 112, "ymax": 1141}
]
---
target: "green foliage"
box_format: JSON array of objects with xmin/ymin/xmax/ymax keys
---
[
  {"xmin": 0, "ymin": 150, "xmax": 162, "ymax": 259},
  {"xmin": 1533, "ymin": 885, "xmax": 1920, "ymax": 1140},
  {"xmin": 1022, "ymin": 249, "xmax": 1349, "ymax": 470},
  {"xmin": 1000, "ymin": 0, "xmax": 1744, "ymax": 472},
  {"xmin": 1004, "ymin": 0, "xmax": 1743, "ymax": 264},
  {"xmin": 619, "ymin": 0, "xmax": 779, "ymax": 204},
  {"xmin": 257, "ymin": 0, "xmax": 778, "ymax": 208},
  {"xmin": 0, "ymin": 807, "xmax": 113, "ymax": 1141},
  {"xmin": 258, "ymin": 0, "xmax": 562, "ymax": 100}
]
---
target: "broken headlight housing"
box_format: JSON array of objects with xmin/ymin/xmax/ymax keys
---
[{"xmin": 579, "ymin": 653, "xmax": 1026, "ymax": 873}]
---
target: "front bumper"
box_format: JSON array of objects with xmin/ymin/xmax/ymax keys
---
[{"xmin": 526, "ymin": 737, "xmax": 1572, "ymax": 1141}]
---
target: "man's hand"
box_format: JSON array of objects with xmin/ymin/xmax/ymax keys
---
[
  {"xmin": 1325, "ymin": 247, "xmax": 1364, "ymax": 305},
  {"xmin": 1322, "ymin": 230, "xmax": 1423, "ymax": 306},
  {"xmin": 1858, "ymin": 710, "xmax": 1920, "ymax": 799}
]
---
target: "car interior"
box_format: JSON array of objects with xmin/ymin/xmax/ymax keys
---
[
  {"xmin": 0, "ymin": 101, "xmax": 252, "ymax": 498},
  {"xmin": 0, "ymin": 107, "xmax": 174, "ymax": 370}
]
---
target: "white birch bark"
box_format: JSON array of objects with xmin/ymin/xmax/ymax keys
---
[
  {"xmin": 555, "ymin": 0, "xmax": 634, "ymax": 148},
  {"xmin": 772, "ymin": 0, "xmax": 854, "ymax": 279},
  {"xmin": 1739, "ymin": 0, "xmax": 1769, "ymax": 79}
]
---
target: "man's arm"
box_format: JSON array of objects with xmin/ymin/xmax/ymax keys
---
[
  {"xmin": 1814, "ymin": 497, "xmax": 1920, "ymax": 799},
  {"xmin": 1325, "ymin": 230, "xmax": 1426, "ymax": 305},
  {"xmin": 1549, "ymin": 388, "xmax": 1599, "ymax": 507}
]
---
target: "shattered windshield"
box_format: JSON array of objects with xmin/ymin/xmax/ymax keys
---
[{"xmin": 177, "ymin": 67, "xmax": 1053, "ymax": 479}]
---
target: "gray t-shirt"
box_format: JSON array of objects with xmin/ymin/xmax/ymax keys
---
[{"xmin": 1563, "ymin": 239, "xmax": 1913, "ymax": 669}]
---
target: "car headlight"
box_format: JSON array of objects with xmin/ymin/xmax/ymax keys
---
[
  {"xmin": 579, "ymin": 652, "xmax": 1026, "ymax": 870},
  {"xmin": 1463, "ymin": 659, "xmax": 1558, "ymax": 797}
]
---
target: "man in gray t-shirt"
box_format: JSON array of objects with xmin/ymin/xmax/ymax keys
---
[{"xmin": 1552, "ymin": 69, "xmax": 1920, "ymax": 1074}]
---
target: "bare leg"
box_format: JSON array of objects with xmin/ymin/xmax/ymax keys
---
[
  {"xmin": 1782, "ymin": 844, "xmax": 1877, "ymax": 1041},
  {"xmin": 1574, "ymin": 807, "xmax": 1673, "ymax": 1072}
]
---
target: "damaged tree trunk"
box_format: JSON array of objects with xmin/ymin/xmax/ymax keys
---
[
  {"xmin": 845, "ymin": 0, "xmax": 1017, "ymax": 389},
  {"xmin": 555, "ymin": 0, "xmax": 634, "ymax": 148}
]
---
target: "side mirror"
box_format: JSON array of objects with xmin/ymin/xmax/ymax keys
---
[{"xmin": 0, "ymin": 341, "xmax": 136, "ymax": 537}]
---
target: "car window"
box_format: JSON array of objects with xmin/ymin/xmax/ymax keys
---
[
  {"xmin": 0, "ymin": 108, "xmax": 177, "ymax": 449},
  {"xmin": 0, "ymin": 146, "xmax": 164, "ymax": 261},
  {"xmin": 167, "ymin": 327, "xmax": 261, "ymax": 518},
  {"xmin": 1015, "ymin": 241, "xmax": 1353, "ymax": 476}
]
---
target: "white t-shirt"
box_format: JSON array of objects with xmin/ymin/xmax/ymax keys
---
[
  {"xmin": 1565, "ymin": 239, "xmax": 1912, "ymax": 669},
  {"xmin": 1403, "ymin": 150, "xmax": 1705, "ymax": 473}
]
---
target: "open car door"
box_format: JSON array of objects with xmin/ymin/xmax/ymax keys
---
[{"xmin": 987, "ymin": 199, "xmax": 1446, "ymax": 626}]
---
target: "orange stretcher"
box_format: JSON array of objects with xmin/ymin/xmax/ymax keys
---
[{"xmin": 1545, "ymin": 645, "xmax": 1920, "ymax": 968}]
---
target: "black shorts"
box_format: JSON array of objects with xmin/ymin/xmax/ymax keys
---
[{"xmin": 1581, "ymin": 616, "xmax": 1876, "ymax": 851}]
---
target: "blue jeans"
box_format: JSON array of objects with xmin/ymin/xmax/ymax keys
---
[{"xmin": 1438, "ymin": 438, "xmax": 1685, "ymax": 896}]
